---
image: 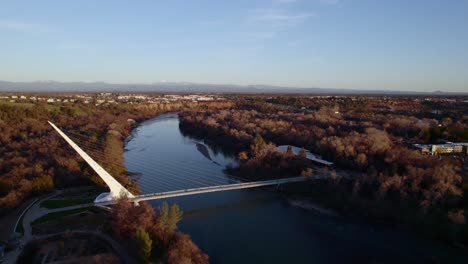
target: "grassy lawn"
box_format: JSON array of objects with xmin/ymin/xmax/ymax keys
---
[
  {"xmin": 40, "ymin": 198, "xmax": 94, "ymax": 209},
  {"xmin": 57, "ymin": 186, "xmax": 104, "ymax": 200},
  {"xmin": 32, "ymin": 207, "xmax": 108, "ymax": 236},
  {"xmin": 31, "ymin": 207, "xmax": 93, "ymax": 226},
  {"xmin": 68, "ymin": 105, "xmax": 89, "ymax": 116},
  {"xmin": 45, "ymin": 104, "xmax": 60, "ymax": 111}
]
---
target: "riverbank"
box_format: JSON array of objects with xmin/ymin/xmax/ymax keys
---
[
  {"xmin": 126, "ymin": 113, "xmax": 468, "ymax": 263},
  {"xmin": 3, "ymin": 111, "xmax": 211, "ymax": 263},
  {"xmin": 0, "ymin": 100, "xmax": 229, "ymax": 217}
]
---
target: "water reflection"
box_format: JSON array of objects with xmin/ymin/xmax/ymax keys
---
[{"xmin": 124, "ymin": 113, "xmax": 468, "ymax": 264}]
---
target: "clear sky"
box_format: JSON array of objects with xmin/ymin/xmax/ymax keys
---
[{"xmin": 1, "ymin": 0, "xmax": 467, "ymax": 92}]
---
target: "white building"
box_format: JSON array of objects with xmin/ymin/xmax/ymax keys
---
[
  {"xmin": 197, "ymin": 96, "xmax": 214, "ymax": 101},
  {"xmin": 277, "ymin": 145, "xmax": 334, "ymax": 166},
  {"xmin": 414, "ymin": 143, "xmax": 468, "ymax": 155}
]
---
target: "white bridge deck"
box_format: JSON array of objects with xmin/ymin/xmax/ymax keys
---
[
  {"xmin": 93, "ymin": 176, "xmax": 307, "ymax": 205},
  {"xmin": 135, "ymin": 176, "xmax": 306, "ymax": 201}
]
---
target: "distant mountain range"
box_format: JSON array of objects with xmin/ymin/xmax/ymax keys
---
[{"xmin": 0, "ymin": 80, "xmax": 466, "ymax": 95}]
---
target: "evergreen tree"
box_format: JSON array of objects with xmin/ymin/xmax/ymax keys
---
[
  {"xmin": 299, "ymin": 147, "xmax": 307, "ymax": 159},
  {"xmin": 168, "ymin": 203, "xmax": 183, "ymax": 231},
  {"xmin": 156, "ymin": 202, "xmax": 183, "ymax": 233},
  {"xmin": 135, "ymin": 227, "xmax": 152, "ymax": 263},
  {"xmin": 254, "ymin": 134, "xmax": 266, "ymax": 150}
]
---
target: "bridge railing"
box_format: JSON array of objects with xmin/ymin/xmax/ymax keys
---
[{"xmin": 134, "ymin": 176, "xmax": 306, "ymax": 199}]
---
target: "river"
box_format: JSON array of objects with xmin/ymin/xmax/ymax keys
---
[{"xmin": 124, "ymin": 113, "xmax": 467, "ymax": 264}]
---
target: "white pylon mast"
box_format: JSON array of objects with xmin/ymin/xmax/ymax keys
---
[{"xmin": 48, "ymin": 121, "xmax": 134, "ymax": 202}]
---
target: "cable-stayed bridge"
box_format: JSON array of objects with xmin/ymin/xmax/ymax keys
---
[{"xmin": 48, "ymin": 121, "xmax": 307, "ymax": 205}]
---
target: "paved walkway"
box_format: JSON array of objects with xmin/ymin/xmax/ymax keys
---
[
  {"xmin": 0, "ymin": 197, "xmax": 37, "ymax": 242},
  {"xmin": 3, "ymin": 192, "xmax": 61, "ymax": 264},
  {"xmin": 22, "ymin": 202, "xmax": 94, "ymax": 242},
  {"xmin": 2, "ymin": 193, "xmax": 116, "ymax": 264}
]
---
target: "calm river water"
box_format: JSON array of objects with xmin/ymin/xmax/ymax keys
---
[{"xmin": 124, "ymin": 113, "xmax": 467, "ymax": 264}]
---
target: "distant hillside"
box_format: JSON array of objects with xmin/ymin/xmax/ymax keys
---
[{"xmin": 0, "ymin": 80, "xmax": 466, "ymax": 95}]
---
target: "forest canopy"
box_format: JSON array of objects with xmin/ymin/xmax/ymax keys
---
[{"xmin": 0, "ymin": 99, "xmax": 229, "ymax": 215}]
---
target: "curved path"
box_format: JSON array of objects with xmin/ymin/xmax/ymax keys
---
[{"xmin": 2, "ymin": 193, "xmax": 122, "ymax": 264}]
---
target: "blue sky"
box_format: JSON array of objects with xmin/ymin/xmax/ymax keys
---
[{"xmin": 0, "ymin": 0, "xmax": 467, "ymax": 92}]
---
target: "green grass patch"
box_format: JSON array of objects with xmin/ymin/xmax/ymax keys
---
[
  {"xmin": 32, "ymin": 207, "xmax": 108, "ymax": 236},
  {"xmin": 67, "ymin": 105, "xmax": 88, "ymax": 116},
  {"xmin": 31, "ymin": 207, "xmax": 92, "ymax": 226},
  {"xmin": 57, "ymin": 186, "xmax": 104, "ymax": 200},
  {"xmin": 45, "ymin": 104, "xmax": 60, "ymax": 111},
  {"xmin": 40, "ymin": 198, "xmax": 94, "ymax": 209}
]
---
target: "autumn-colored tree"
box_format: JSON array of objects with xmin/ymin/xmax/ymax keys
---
[
  {"xmin": 166, "ymin": 232, "xmax": 209, "ymax": 264},
  {"xmin": 253, "ymin": 133, "xmax": 266, "ymax": 153},
  {"xmin": 300, "ymin": 168, "xmax": 313, "ymax": 177},
  {"xmin": 0, "ymin": 99, "xmax": 204, "ymax": 214},
  {"xmin": 32, "ymin": 175, "xmax": 54, "ymax": 192},
  {"xmin": 238, "ymin": 151, "xmax": 248, "ymax": 161},
  {"xmin": 110, "ymin": 199, "xmax": 157, "ymax": 240},
  {"xmin": 178, "ymin": 100, "xmax": 466, "ymax": 227}
]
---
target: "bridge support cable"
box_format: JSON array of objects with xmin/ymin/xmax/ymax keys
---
[
  {"xmin": 68, "ymin": 134, "xmax": 233, "ymax": 186},
  {"xmin": 68, "ymin": 128, "xmax": 295, "ymax": 188},
  {"xmin": 125, "ymin": 176, "xmax": 307, "ymax": 204},
  {"xmin": 48, "ymin": 121, "xmax": 134, "ymax": 201},
  {"xmin": 66, "ymin": 133, "xmax": 236, "ymax": 194},
  {"xmin": 66, "ymin": 131, "xmax": 243, "ymax": 182},
  {"xmin": 91, "ymin": 176, "xmax": 307, "ymax": 205},
  {"xmin": 141, "ymin": 169, "xmax": 230, "ymax": 190},
  {"xmin": 50, "ymin": 122, "xmax": 308, "ymax": 205},
  {"xmin": 76, "ymin": 150, "xmax": 230, "ymax": 189}
]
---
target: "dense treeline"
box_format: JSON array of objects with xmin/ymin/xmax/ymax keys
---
[
  {"xmin": 180, "ymin": 108, "xmax": 463, "ymax": 206},
  {"xmin": 110, "ymin": 200, "xmax": 208, "ymax": 263},
  {"xmin": 0, "ymin": 100, "xmax": 231, "ymax": 215},
  {"xmin": 179, "ymin": 97, "xmax": 467, "ymax": 245},
  {"xmin": 264, "ymin": 96, "xmax": 468, "ymax": 142},
  {"xmin": 224, "ymin": 134, "xmax": 312, "ymax": 180}
]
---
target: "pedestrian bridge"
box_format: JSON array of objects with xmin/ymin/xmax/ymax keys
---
[
  {"xmin": 49, "ymin": 121, "xmax": 308, "ymax": 205},
  {"xmin": 93, "ymin": 176, "xmax": 306, "ymax": 206}
]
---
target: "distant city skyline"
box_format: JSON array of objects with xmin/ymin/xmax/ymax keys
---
[{"xmin": 1, "ymin": 0, "xmax": 467, "ymax": 92}]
